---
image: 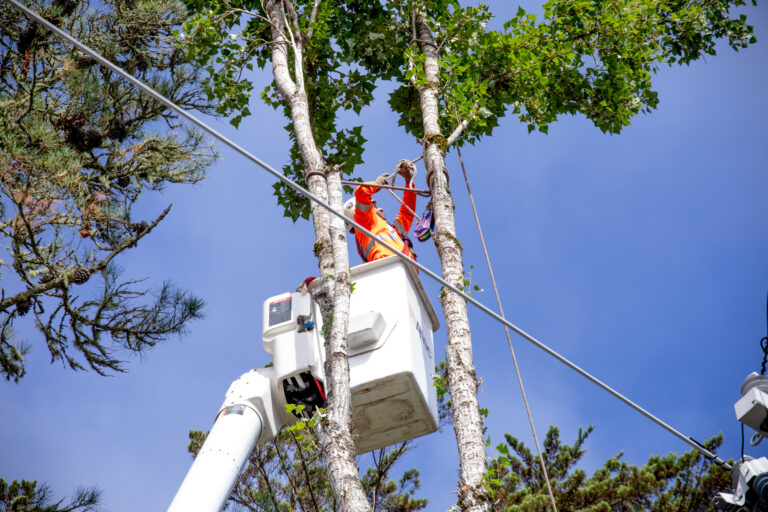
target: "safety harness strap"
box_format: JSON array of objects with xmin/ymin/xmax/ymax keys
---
[{"xmin": 392, "ymin": 219, "xmax": 407, "ymax": 238}]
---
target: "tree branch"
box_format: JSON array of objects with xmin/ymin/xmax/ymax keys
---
[
  {"xmin": 288, "ymin": 429, "xmax": 322, "ymax": 512},
  {"xmin": 305, "ymin": 0, "xmax": 322, "ymax": 42},
  {"xmin": 446, "ymin": 119, "xmax": 469, "ymax": 147},
  {"xmin": 0, "ymin": 205, "xmax": 171, "ymax": 311}
]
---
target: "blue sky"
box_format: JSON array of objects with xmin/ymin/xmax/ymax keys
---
[{"xmin": 2, "ymin": 1, "xmax": 767, "ymax": 511}]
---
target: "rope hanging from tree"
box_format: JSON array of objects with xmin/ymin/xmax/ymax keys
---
[{"xmin": 456, "ymin": 145, "xmax": 559, "ymax": 512}]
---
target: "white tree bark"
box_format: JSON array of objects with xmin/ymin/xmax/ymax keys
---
[
  {"xmin": 265, "ymin": 2, "xmax": 370, "ymax": 510},
  {"xmin": 413, "ymin": 11, "xmax": 491, "ymax": 512}
]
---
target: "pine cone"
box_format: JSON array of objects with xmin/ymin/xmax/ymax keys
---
[
  {"xmin": 66, "ymin": 127, "xmax": 102, "ymax": 152},
  {"xmin": 128, "ymin": 54, "xmax": 150, "ymax": 74},
  {"xmin": 107, "ymin": 122, "xmax": 128, "ymax": 142},
  {"xmin": 66, "ymin": 114, "xmax": 87, "ymax": 128},
  {"xmin": 17, "ymin": 24, "xmax": 38, "ymax": 54},
  {"xmin": 83, "ymin": 129, "xmax": 103, "ymax": 150},
  {"xmin": 130, "ymin": 221, "xmax": 148, "ymax": 233},
  {"xmin": 16, "ymin": 299, "xmax": 32, "ymax": 317},
  {"xmin": 72, "ymin": 267, "xmax": 91, "ymax": 285},
  {"xmin": 116, "ymin": 175, "xmax": 131, "ymax": 188},
  {"xmin": 53, "ymin": 0, "xmax": 78, "ymax": 16},
  {"xmin": 75, "ymin": 53, "xmax": 96, "ymax": 69},
  {"xmin": 65, "ymin": 125, "xmax": 85, "ymax": 149}
]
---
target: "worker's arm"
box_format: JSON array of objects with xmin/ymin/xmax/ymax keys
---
[
  {"xmin": 354, "ymin": 181, "xmax": 380, "ymax": 229},
  {"xmin": 392, "ymin": 182, "xmax": 416, "ymax": 238}
]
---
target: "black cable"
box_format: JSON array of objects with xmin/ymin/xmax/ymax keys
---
[
  {"xmin": 763, "ymin": 292, "xmax": 768, "ymax": 375},
  {"xmin": 761, "ymin": 337, "xmax": 768, "ymax": 376},
  {"xmin": 742, "ymin": 422, "xmax": 745, "ymax": 462},
  {"xmin": 688, "ymin": 437, "xmax": 728, "ymax": 467}
]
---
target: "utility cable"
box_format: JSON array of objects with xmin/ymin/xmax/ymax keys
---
[
  {"xmin": 7, "ymin": 0, "xmax": 731, "ymax": 470},
  {"xmin": 761, "ymin": 291, "xmax": 768, "ymax": 375},
  {"xmin": 457, "ymin": 146, "xmax": 558, "ymax": 512}
]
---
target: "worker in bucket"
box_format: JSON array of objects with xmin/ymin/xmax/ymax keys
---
[{"xmin": 344, "ymin": 159, "xmax": 418, "ymax": 263}]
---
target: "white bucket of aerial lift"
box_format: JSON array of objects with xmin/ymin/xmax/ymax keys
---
[
  {"xmin": 344, "ymin": 256, "xmax": 440, "ymax": 454},
  {"xmin": 261, "ymin": 256, "xmax": 440, "ymax": 454}
]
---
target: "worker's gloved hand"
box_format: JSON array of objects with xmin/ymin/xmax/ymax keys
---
[
  {"xmin": 396, "ymin": 159, "xmax": 414, "ymax": 181},
  {"xmin": 375, "ymin": 173, "xmax": 390, "ymax": 187}
]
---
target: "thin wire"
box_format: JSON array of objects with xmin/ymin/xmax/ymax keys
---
[
  {"xmin": 8, "ymin": 0, "xmax": 730, "ymax": 470},
  {"xmin": 457, "ymin": 147, "xmax": 558, "ymax": 512}
]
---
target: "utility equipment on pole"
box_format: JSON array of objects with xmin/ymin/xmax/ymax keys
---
[
  {"xmin": 714, "ymin": 373, "xmax": 768, "ymax": 512},
  {"xmin": 734, "ymin": 373, "xmax": 768, "ymax": 445},
  {"xmin": 167, "ymin": 257, "xmax": 439, "ymax": 512}
]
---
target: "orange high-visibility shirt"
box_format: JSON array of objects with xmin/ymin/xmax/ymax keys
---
[{"xmin": 353, "ymin": 181, "xmax": 417, "ymax": 262}]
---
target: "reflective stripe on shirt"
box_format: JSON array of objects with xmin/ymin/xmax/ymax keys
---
[
  {"xmin": 357, "ymin": 225, "xmax": 403, "ymax": 262},
  {"xmin": 392, "ymin": 219, "xmax": 406, "ymax": 238}
]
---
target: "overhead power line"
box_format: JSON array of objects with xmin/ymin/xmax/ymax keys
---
[{"xmin": 6, "ymin": 0, "xmax": 730, "ymax": 470}]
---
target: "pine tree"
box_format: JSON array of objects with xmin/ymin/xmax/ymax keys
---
[
  {"xmin": 484, "ymin": 426, "xmax": 730, "ymax": 512},
  {"xmin": 0, "ymin": 0, "xmax": 215, "ymax": 381},
  {"xmin": 0, "ymin": 477, "xmax": 100, "ymax": 511}
]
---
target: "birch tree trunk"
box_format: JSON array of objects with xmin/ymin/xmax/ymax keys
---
[
  {"xmin": 265, "ymin": 2, "xmax": 370, "ymax": 510},
  {"xmin": 413, "ymin": 11, "xmax": 491, "ymax": 512}
]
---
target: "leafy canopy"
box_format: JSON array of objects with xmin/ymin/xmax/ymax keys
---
[
  {"xmin": 179, "ymin": 0, "xmax": 404, "ymax": 220},
  {"xmin": 179, "ymin": 0, "xmax": 754, "ymax": 222},
  {"xmin": 376, "ymin": 0, "xmax": 756, "ymax": 138}
]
